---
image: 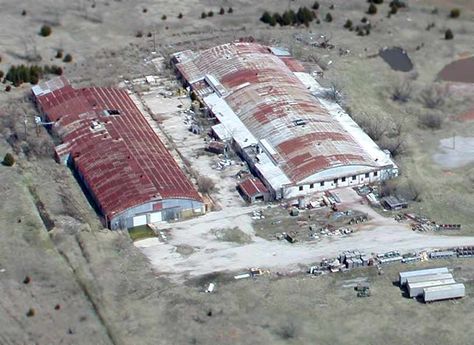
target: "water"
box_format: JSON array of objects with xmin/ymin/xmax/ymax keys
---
[
  {"xmin": 438, "ymin": 56, "xmax": 474, "ymax": 83},
  {"xmin": 379, "ymin": 47, "xmax": 413, "ymax": 72}
]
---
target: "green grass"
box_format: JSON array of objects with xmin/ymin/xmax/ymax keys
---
[{"xmin": 128, "ymin": 225, "xmax": 156, "ymax": 241}]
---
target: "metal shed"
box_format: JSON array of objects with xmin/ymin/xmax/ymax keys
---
[
  {"xmin": 405, "ymin": 273, "xmax": 453, "ymax": 286},
  {"xmin": 423, "ymin": 283, "xmax": 465, "ymax": 302},
  {"xmin": 399, "ymin": 267, "xmax": 449, "ymax": 285},
  {"xmin": 408, "ymin": 278, "xmax": 456, "ymax": 298}
]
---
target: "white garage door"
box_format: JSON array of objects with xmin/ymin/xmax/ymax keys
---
[
  {"xmin": 133, "ymin": 214, "xmax": 147, "ymax": 227},
  {"xmin": 149, "ymin": 212, "xmax": 162, "ymax": 223}
]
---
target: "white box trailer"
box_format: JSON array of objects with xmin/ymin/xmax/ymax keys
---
[
  {"xmin": 405, "ymin": 273, "xmax": 453, "ymax": 286},
  {"xmin": 423, "ymin": 283, "xmax": 465, "ymax": 302},
  {"xmin": 408, "ymin": 278, "xmax": 456, "ymax": 298},
  {"xmin": 399, "ymin": 267, "xmax": 449, "ymax": 285}
]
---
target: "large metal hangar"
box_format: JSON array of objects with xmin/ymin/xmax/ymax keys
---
[
  {"xmin": 172, "ymin": 42, "xmax": 398, "ymax": 199},
  {"xmin": 33, "ymin": 77, "xmax": 204, "ymax": 229}
]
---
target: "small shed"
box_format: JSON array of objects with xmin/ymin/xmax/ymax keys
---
[
  {"xmin": 237, "ymin": 177, "xmax": 270, "ymax": 203},
  {"xmin": 381, "ymin": 196, "xmax": 408, "ymax": 210}
]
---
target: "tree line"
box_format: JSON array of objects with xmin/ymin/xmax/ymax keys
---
[{"xmin": 5, "ymin": 64, "xmax": 63, "ymax": 86}]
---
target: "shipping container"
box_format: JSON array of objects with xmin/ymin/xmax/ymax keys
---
[
  {"xmin": 423, "ymin": 283, "xmax": 465, "ymax": 302},
  {"xmin": 408, "ymin": 278, "xmax": 455, "ymax": 298},
  {"xmin": 399, "ymin": 267, "xmax": 449, "ymax": 285},
  {"xmin": 405, "ymin": 273, "xmax": 453, "ymax": 285}
]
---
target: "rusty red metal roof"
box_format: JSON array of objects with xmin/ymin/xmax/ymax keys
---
[
  {"xmin": 238, "ymin": 177, "xmax": 268, "ymax": 197},
  {"xmin": 34, "ymin": 78, "xmax": 201, "ymax": 221},
  {"xmin": 175, "ymin": 42, "xmax": 376, "ymax": 183}
]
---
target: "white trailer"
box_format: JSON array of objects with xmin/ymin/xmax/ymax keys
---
[
  {"xmin": 399, "ymin": 267, "xmax": 449, "ymax": 285},
  {"xmin": 405, "ymin": 273, "xmax": 453, "ymax": 286},
  {"xmin": 408, "ymin": 278, "xmax": 455, "ymax": 298},
  {"xmin": 423, "ymin": 283, "xmax": 465, "ymax": 302}
]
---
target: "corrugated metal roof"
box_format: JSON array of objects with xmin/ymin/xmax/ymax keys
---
[
  {"xmin": 175, "ymin": 42, "xmax": 385, "ymax": 184},
  {"xmin": 238, "ymin": 177, "xmax": 269, "ymax": 197},
  {"xmin": 34, "ymin": 77, "xmax": 201, "ymax": 221}
]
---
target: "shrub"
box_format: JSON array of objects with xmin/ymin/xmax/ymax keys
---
[
  {"xmin": 228, "ymin": 7, "xmax": 233, "ymax": 13},
  {"xmin": 197, "ymin": 176, "xmax": 215, "ymax": 194},
  {"xmin": 219, "ymin": 7, "xmax": 225, "ymax": 15},
  {"xmin": 344, "ymin": 19, "xmax": 353, "ymax": 29},
  {"xmin": 418, "ymin": 113, "xmax": 443, "ymax": 129},
  {"xmin": 207, "ymin": 11, "xmax": 214, "ymax": 17},
  {"xmin": 0, "ymin": 70, "xmax": 3, "ymax": 79},
  {"xmin": 3, "ymin": 153, "xmax": 15, "ymax": 166},
  {"xmin": 55, "ymin": 50, "xmax": 63, "ymax": 59},
  {"xmin": 445, "ymin": 29, "xmax": 454, "ymax": 40},
  {"xmin": 63, "ymin": 54, "xmax": 73, "ymax": 63},
  {"xmin": 419, "ymin": 85, "xmax": 446, "ymax": 108},
  {"xmin": 325, "ymin": 12, "xmax": 333, "ymax": 22},
  {"xmin": 312, "ymin": 1, "xmax": 320, "ymax": 10},
  {"xmin": 361, "ymin": 17, "xmax": 368, "ymax": 23},
  {"xmin": 449, "ymin": 8, "xmax": 460, "ymax": 18},
  {"xmin": 391, "ymin": 80, "xmax": 412, "ymax": 102},
  {"xmin": 367, "ymin": 4, "xmax": 377, "ymax": 15},
  {"xmin": 260, "ymin": 11, "xmax": 272, "ymax": 24},
  {"xmin": 201, "ymin": 12, "xmax": 207, "ymax": 19},
  {"xmin": 142, "ymin": 8, "xmax": 147, "ymax": 13},
  {"xmin": 161, "ymin": 14, "xmax": 167, "ymax": 20},
  {"xmin": 5, "ymin": 85, "xmax": 11, "ymax": 92},
  {"xmin": 178, "ymin": 12, "xmax": 183, "ymax": 19},
  {"xmin": 23, "ymin": 276, "xmax": 31, "ymax": 284},
  {"xmin": 372, "ymin": 0, "xmax": 383, "ymax": 3},
  {"xmin": 21, "ymin": 9, "xmax": 27, "ymax": 16},
  {"xmin": 26, "ymin": 308, "xmax": 36, "ymax": 317},
  {"xmin": 389, "ymin": 5, "xmax": 398, "ymax": 14},
  {"xmin": 39, "ymin": 25, "xmax": 52, "ymax": 37},
  {"xmin": 135, "ymin": 30, "xmax": 143, "ymax": 37}
]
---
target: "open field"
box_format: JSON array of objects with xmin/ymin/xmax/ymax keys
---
[{"xmin": 1, "ymin": 0, "xmax": 474, "ymax": 344}]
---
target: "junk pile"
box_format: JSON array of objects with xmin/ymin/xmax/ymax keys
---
[{"xmin": 397, "ymin": 213, "xmax": 462, "ymax": 232}]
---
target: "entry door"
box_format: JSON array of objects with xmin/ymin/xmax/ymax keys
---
[
  {"xmin": 133, "ymin": 214, "xmax": 147, "ymax": 227},
  {"xmin": 149, "ymin": 212, "xmax": 162, "ymax": 223}
]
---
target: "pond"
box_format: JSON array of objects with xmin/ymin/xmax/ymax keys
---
[
  {"xmin": 438, "ymin": 56, "xmax": 474, "ymax": 83},
  {"xmin": 379, "ymin": 47, "xmax": 413, "ymax": 72}
]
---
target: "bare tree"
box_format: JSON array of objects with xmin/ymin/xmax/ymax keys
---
[
  {"xmin": 419, "ymin": 85, "xmax": 447, "ymax": 109},
  {"xmin": 391, "ymin": 79, "xmax": 412, "ymax": 103},
  {"xmin": 197, "ymin": 176, "xmax": 216, "ymax": 194},
  {"xmin": 379, "ymin": 135, "xmax": 405, "ymax": 157},
  {"xmin": 418, "ymin": 112, "xmax": 443, "ymax": 129}
]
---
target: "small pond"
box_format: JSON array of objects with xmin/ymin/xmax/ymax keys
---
[{"xmin": 379, "ymin": 47, "xmax": 413, "ymax": 72}]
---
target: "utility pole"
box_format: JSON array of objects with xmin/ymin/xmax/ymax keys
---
[{"xmin": 452, "ymin": 132, "xmax": 456, "ymax": 150}]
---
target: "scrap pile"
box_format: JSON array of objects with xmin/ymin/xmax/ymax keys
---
[{"xmin": 397, "ymin": 213, "xmax": 462, "ymax": 232}]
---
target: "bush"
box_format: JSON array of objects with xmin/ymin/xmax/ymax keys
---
[
  {"xmin": 55, "ymin": 50, "xmax": 63, "ymax": 59},
  {"xmin": 419, "ymin": 85, "xmax": 446, "ymax": 108},
  {"xmin": 2, "ymin": 153, "xmax": 15, "ymax": 166},
  {"xmin": 391, "ymin": 80, "xmax": 412, "ymax": 102},
  {"xmin": 39, "ymin": 25, "xmax": 52, "ymax": 37},
  {"xmin": 21, "ymin": 9, "xmax": 27, "ymax": 16},
  {"xmin": 207, "ymin": 11, "xmax": 214, "ymax": 17},
  {"xmin": 161, "ymin": 14, "xmax": 167, "ymax": 20},
  {"xmin": 228, "ymin": 7, "xmax": 233, "ymax": 13},
  {"xmin": 325, "ymin": 12, "xmax": 333, "ymax": 22},
  {"xmin": 449, "ymin": 8, "xmax": 460, "ymax": 18},
  {"xmin": 418, "ymin": 113, "xmax": 443, "ymax": 129},
  {"xmin": 0, "ymin": 70, "xmax": 3, "ymax": 79},
  {"xmin": 445, "ymin": 29, "xmax": 454, "ymax": 40},
  {"xmin": 197, "ymin": 176, "xmax": 215, "ymax": 194},
  {"xmin": 142, "ymin": 8, "xmax": 147, "ymax": 13},
  {"xmin": 367, "ymin": 4, "xmax": 377, "ymax": 15},
  {"xmin": 135, "ymin": 30, "xmax": 143, "ymax": 37},
  {"xmin": 26, "ymin": 308, "xmax": 36, "ymax": 317},
  {"xmin": 201, "ymin": 12, "xmax": 207, "ymax": 19},
  {"xmin": 372, "ymin": 0, "xmax": 383, "ymax": 4},
  {"xmin": 219, "ymin": 7, "xmax": 225, "ymax": 15},
  {"xmin": 5, "ymin": 85, "xmax": 11, "ymax": 92},
  {"xmin": 178, "ymin": 13, "xmax": 183, "ymax": 19},
  {"xmin": 344, "ymin": 19, "xmax": 353, "ymax": 29},
  {"xmin": 260, "ymin": 11, "xmax": 272, "ymax": 24},
  {"xmin": 312, "ymin": 1, "xmax": 320, "ymax": 10},
  {"xmin": 63, "ymin": 53, "xmax": 73, "ymax": 63}
]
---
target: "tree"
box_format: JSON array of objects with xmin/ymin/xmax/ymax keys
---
[
  {"xmin": 367, "ymin": 4, "xmax": 377, "ymax": 15},
  {"xmin": 63, "ymin": 53, "xmax": 73, "ymax": 62},
  {"xmin": 260, "ymin": 11, "xmax": 272, "ymax": 24},
  {"xmin": 201, "ymin": 12, "xmax": 207, "ymax": 19},
  {"xmin": 207, "ymin": 11, "xmax": 214, "ymax": 17},
  {"xmin": 161, "ymin": 14, "xmax": 167, "ymax": 20},
  {"xmin": 325, "ymin": 12, "xmax": 333, "ymax": 22},
  {"xmin": 344, "ymin": 19, "xmax": 353, "ymax": 29},
  {"xmin": 273, "ymin": 13, "xmax": 283, "ymax": 26},
  {"xmin": 0, "ymin": 70, "xmax": 3, "ymax": 79},
  {"xmin": 312, "ymin": 1, "xmax": 320, "ymax": 10},
  {"xmin": 197, "ymin": 176, "xmax": 215, "ymax": 194},
  {"xmin": 219, "ymin": 7, "xmax": 225, "ymax": 15},
  {"xmin": 372, "ymin": 0, "xmax": 383, "ymax": 3},
  {"xmin": 282, "ymin": 10, "xmax": 296, "ymax": 26},
  {"xmin": 39, "ymin": 25, "xmax": 52, "ymax": 37},
  {"xmin": 449, "ymin": 8, "xmax": 460, "ymax": 18},
  {"xmin": 228, "ymin": 7, "xmax": 233, "ymax": 13},
  {"xmin": 178, "ymin": 13, "xmax": 183, "ymax": 19},
  {"xmin": 445, "ymin": 29, "xmax": 454, "ymax": 40},
  {"xmin": 55, "ymin": 50, "xmax": 63, "ymax": 59},
  {"xmin": 2, "ymin": 153, "xmax": 15, "ymax": 166}
]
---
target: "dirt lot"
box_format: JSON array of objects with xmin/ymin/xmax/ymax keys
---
[{"xmin": 1, "ymin": 0, "xmax": 474, "ymax": 344}]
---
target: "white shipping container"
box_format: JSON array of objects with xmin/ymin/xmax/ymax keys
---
[
  {"xmin": 405, "ymin": 273, "xmax": 453, "ymax": 285},
  {"xmin": 408, "ymin": 278, "xmax": 455, "ymax": 298},
  {"xmin": 399, "ymin": 267, "xmax": 449, "ymax": 285},
  {"xmin": 424, "ymin": 283, "xmax": 465, "ymax": 302}
]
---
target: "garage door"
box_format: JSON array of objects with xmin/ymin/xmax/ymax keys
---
[
  {"xmin": 133, "ymin": 214, "xmax": 147, "ymax": 227},
  {"xmin": 149, "ymin": 212, "xmax": 162, "ymax": 223}
]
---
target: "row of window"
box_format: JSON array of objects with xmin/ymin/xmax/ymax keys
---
[{"xmin": 298, "ymin": 171, "xmax": 379, "ymax": 191}]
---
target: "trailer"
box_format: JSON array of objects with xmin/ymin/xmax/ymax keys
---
[
  {"xmin": 399, "ymin": 267, "xmax": 449, "ymax": 285},
  {"xmin": 405, "ymin": 273, "xmax": 453, "ymax": 286},
  {"xmin": 408, "ymin": 278, "xmax": 456, "ymax": 298},
  {"xmin": 423, "ymin": 283, "xmax": 465, "ymax": 302}
]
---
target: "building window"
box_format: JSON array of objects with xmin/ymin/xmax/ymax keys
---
[
  {"xmin": 352, "ymin": 176, "xmax": 356, "ymax": 180},
  {"xmin": 333, "ymin": 178, "xmax": 338, "ymax": 184},
  {"xmin": 299, "ymin": 186, "xmax": 303, "ymax": 191},
  {"xmin": 341, "ymin": 177, "xmax": 346, "ymax": 182},
  {"xmin": 365, "ymin": 173, "xmax": 370, "ymax": 178},
  {"xmin": 374, "ymin": 171, "xmax": 378, "ymax": 177},
  {"xmin": 320, "ymin": 181, "xmax": 324, "ymax": 187},
  {"xmin": 310, "ymin": 183, "xmax": 314, "ymax": 189}
]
